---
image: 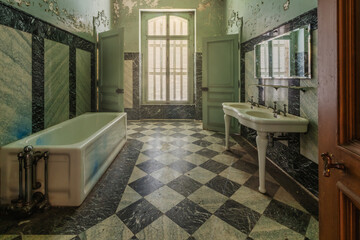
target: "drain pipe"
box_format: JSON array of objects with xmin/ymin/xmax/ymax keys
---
[{"xmin": 268, "ymin": 133, "xmax": 291, "ymax": 147}]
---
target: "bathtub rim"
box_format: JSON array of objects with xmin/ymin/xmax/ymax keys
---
[{"xmin": 0, "ymin": 112, "xmax": 127, "ymax": 150}]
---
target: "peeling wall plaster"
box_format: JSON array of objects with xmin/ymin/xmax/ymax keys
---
[
  {"xmin": 1, "ymin": 0, "xmax": 111, "ymax": 42},
  {"xmin": 226, "ymin": 0, "xmax": 316, "ymax": 41},
  {"xmin": 113, "ymin": 0, "xmax": 226, "ymax": 52}
]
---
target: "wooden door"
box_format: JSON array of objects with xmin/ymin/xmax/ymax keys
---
[
  {"xmin": 98, "ymin": 28, "xmax": 124, "ymax": 112},
  {"xmin": 202, "ymin": 35, "xmax": 238, "ymax": 132},
  {"xmin": 319, "ymin": 0, "xmax": 360, "ymax": 239}
]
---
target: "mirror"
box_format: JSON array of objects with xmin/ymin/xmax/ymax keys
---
[{"xmin": 255, "ymin": 25, "xmax": 311, "ymax": 79}]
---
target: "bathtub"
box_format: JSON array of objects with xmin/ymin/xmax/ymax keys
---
[{"xmin": 0, "ymin": 112, "xmax": 127, "ymax": 206}]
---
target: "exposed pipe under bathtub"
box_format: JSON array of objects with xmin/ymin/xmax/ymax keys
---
[{"xmin": 0, "ymin": 145, "xmax": 51, "ymax": 218}]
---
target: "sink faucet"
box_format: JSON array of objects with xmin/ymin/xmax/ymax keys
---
[
  {"xmin": 267, "ymin": 101, "xmax": 278, "ymax": 117},
  {"xmin": 276, "ymin": 104, "xmax": 287, "ymax": 117},
  {"xmin": 247, "ymin": 96, "xmax": 259, "ymax": 109}
]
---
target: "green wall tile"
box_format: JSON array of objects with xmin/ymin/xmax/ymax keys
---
[
  {"xmin": 44, "ymin": 39, "xmax": 69, "ymax": 128},
  {"xmin": 0, "ymin": 24, "xmax": 32, "ymax": 146}
]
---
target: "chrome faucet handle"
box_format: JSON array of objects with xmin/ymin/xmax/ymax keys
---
[
  {"xmin": 267, "ymin": 101, "xmax": 277, "ymax": 111},
  {"xmin": 23, "ymin": 145, "xmax": 33, "ymax": 153},
  {"xmin": 273, "ymin": 101, "xmax": 277, "ymax": 111}
]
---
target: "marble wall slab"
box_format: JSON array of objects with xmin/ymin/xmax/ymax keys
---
[
  {"xmin": 44, "ymin": 39, "xmax": 69, "ymax": 128},
  {"xmin": 300, "ymin": 30, "xmax": 318, "ymax": 163},
  {"xmin": 124, "ymin": 60, "xmax": 133, "ymax": 109},
  {"xmin": 0, "ymin": 24, "xmax": 32, "ymax": 146},
  {"xmin": 76, "ymin": 48, "xmax": 92, "ymax": 116},
  {"xmin": 124, "ymin": 53, "xmax": 140, "ymax": 120},
  {"xmin": 244, "ymin": 51, "xmax": 258, "ymax": 103}
]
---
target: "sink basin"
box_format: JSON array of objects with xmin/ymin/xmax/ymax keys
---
[
  {"xmin": 223, "ymin": 102, "xmax": 310, "ymax": 194},
  {"xmin": 223, "ymin": 102, "xmax": 309, "ymax": 133},
  {"xmin": 226, "ymin": 103, "xmax": 251, "ymax": 109},
  {"xmin": 245, "ymin": 111, "xmax": 274, "ymax": 119}
]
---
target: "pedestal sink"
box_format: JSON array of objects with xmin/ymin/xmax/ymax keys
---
[{"xmin": 223, "ymin": 102, "xmax": 309, "ymax": 194}]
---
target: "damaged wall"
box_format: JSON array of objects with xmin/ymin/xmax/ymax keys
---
[
  {"xmin": 0, "ymin": 0, "xmax": 111, "ymax": 42},
  {"xmin": 226, "ymin": 0, "xmax": 317, "ymax": 41},
  {"xmin": 111, "ymin": 0, "xmax": 226, "ymax": 52}
]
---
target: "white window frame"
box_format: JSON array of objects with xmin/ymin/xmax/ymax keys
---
[{"xmin": 140, "ymin": 9, "xmax": 196, "ymax": 105}]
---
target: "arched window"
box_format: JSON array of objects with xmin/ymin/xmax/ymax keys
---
[{"xmin": 141, "ymin": 12, "xmax": 194, "ymax": 104}]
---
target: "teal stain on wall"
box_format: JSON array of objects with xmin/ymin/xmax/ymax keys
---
[
  {"xmin": 112, "ymin": 0, "xmax": 226, "ymax": 52},
  {"xmin": 0, "ymin": 24, "xmax": 32, "ymax": 147}
]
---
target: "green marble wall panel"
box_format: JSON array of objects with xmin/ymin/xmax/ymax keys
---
[
  {"xmin": 76, "ymin": 48, "xmax": 91, "ymax": 116},
  {"xmin": 44, "ymin": 39, "xmax": 69, "ymax": 128},
  {"xmin": 300, "ymin": 30, "xmax": 318, "ymax": 163},
  {"xmin": 0, "ymin": 24, "xmax": 32, "ymax": 146},
  {"xmin": 124, "ymin": 60, "xmax": 133, "ymax": 109}
]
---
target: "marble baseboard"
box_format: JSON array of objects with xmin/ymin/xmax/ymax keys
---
[{"xmin": 140, "ymin": 105, "xmax": 196, "ymax": 119}]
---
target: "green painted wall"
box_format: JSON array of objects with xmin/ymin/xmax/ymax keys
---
[
  {"xmin": 111, "ymin": 0, "xmax": 226, "ymax": 52},
  {"xmin": 0, "ymin": 0, "xmax": 112, "ymax": 42},
  {"xmin": 225, "ymin": 0, "xmax": 317, "ymax": 42}
]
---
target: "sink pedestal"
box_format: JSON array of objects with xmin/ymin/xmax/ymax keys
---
[
  {"xmin": 256, "ymin": 131, "xmax": 268, "ymax": 193},
  {"xmin": 224, "ymin": 114, "xmax": 231, "ymax": 150},
  {"xmin": 222, "ymin": 102, "xmax": 309, "ymax": 194}
]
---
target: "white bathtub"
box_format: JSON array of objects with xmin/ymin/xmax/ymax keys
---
[{"xmin": 0, "ymin": 112, "xmax": 127, "ymax": 206}]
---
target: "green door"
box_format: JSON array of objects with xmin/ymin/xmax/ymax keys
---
[
  {"xmin": 202, "ymin": 35, "xmax": 239, "ymax": 132},
  {"xmin": 98, "ymin": 28, "xmax": 124, "ymax": 112}
]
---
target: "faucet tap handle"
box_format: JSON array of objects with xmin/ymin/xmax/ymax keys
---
[{"xmin": 23, "ymin": 145, "xmax": 33, "ymax": 153}]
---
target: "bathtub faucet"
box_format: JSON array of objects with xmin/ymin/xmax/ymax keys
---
[{"xmin": 5, "ymin": 145, "xmax": 51, "ymax": 217}]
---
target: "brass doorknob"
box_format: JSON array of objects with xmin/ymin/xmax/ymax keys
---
[{"xmin": 321, "ymin": 152, "xmax": 345, "ymax": 177}]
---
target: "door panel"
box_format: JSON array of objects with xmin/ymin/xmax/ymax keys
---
[
  {"xmin": 202, "ymin": 35, "xmax": 238, "ymax": 132},
  {"xmin": 318, "ymin": 0, "xmax": 360, "ymax": 239},
  {"xmin": 99, "ymin": 28, "xmax": 124, "ymax": 112}
]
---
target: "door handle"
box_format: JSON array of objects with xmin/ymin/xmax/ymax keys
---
[
  {"xmin": 116, "ymin": 88, "xmax": 124, "ymax": 94},
  {"xmin": 321, "ymin": 152, "xmax": 345, "ymax": 177}
]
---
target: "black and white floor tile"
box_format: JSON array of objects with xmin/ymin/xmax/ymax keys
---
[{"xmin": 0, "ymin": 121, "xmax": 319, "ymax": 240}]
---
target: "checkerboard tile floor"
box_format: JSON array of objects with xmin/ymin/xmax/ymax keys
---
[
  {"xmin": 1, "ymin": 121, "xmax": 319, "ymax": 240},
  {"xmin": 99, "ymin": 121, "xmax": 318, "ymax": 240}
]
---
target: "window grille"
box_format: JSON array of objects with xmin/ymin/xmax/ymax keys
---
[{"xmin": 141, "ymin": 12, "xmax": 194, "ymax": 104}]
